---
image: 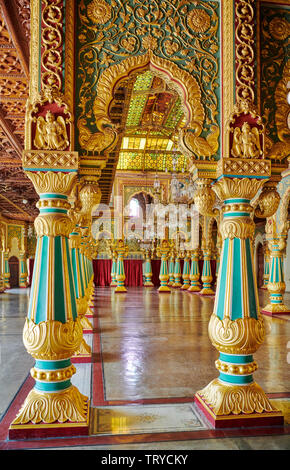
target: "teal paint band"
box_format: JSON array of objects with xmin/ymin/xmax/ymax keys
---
[
  {"xmin": 219, "ymin": 353, "xmax": 254, "ymax": 364},
  {"xmin": 35, "ymin": 359, "xmax": 71, "ymax": 370},
  {"xmin": 224, "ymin": 198, "xmax": 250, "ymax": 204},
  {"xmin": 34, "ymin": 380, "xmax": 71, "ymax": 392},
  {"xmin": 219, "ymin": 372, "xmax": 254, "ymax": 385},
  {"xmin": 39, "ymin": 194, "xmax": 68, "ymax": 200}
]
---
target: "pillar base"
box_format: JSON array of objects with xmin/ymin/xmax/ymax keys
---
[
  {"xmin": 173, "ymin": 283, "xmax": 182, "ymax": 288},
  {"xmin": 158, "ymin": 285, "xmax": 171, "ymax": 293},
  {"xmin": 144, "ymin": 282, "xmax": 154, "ymax": 287},
  {"xmin": 181, "ymin": 283, "xmax": 190, "ymax": 290},
  {"xmin": 187, "ymin": 286, "xmax": 201, "ymax": 293},
  {"xmin": 194, "ymin": 378, "xmax": 284, "ymax": 429},
  {"xmin": 9, "ymin": 386, "xmax": 90, "ymax": 439},
  {"xmin": 115, "ymin": 286, "xmax": 127, "ymax": 293},
  {"xmin": 110, "ymin": 282, "xmax": 117, "ymax": 287},
  {"xmin": 261, "ymin": 303, "xmax": 290, "ymax": 316},
  {"xmin": 199, "ymin": 287, "xmax": 215, "ymax": 295}
]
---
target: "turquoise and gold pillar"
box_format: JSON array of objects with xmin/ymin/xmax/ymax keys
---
[
  {"xmin": 188, "ymin": 249, "xmax": 201, "ymax": 292},
  {"xmin": 193, "ymin": 163, "xmax": 283, "ymax": 427},
  {"xmin": 110, "ymin": 251, "xmax": 117, "ymax": 286},
  {"xmin": 114, "ymin": 239, "xmax": 128, "ymax": 293},
  {"xmin": 157, "ymin": 239, "xmax": 171, "ymax": 293},
  {"xmin": 69, "ymin": 229, "xmax": 91, "ymax": 360},
  {"xmin": 261, "ymin": 245, "xmax": 270, "ymax": 289},
  {"xmin": 10, "ymin": 172, "xmax": 89, "ymax": 436},
  {"xmin": 168, "ymin": 250, "xmax": 175, "ymax": 286},
  {"xmin": 144, "ymin": 249, "xmax": 154, "ymax": 287},
  {"xmin": 261, "ymin": 235, "xmax": 290, "ymax": 315},
  {"xmin": 199, "ymin": 248, "xmax": 215, "ymax": 295},
  {"xmin": 3, "ymin": 250, "xmax": 10, "ymax": 289},
  {"xmin": 181, "ymin": 251, "xmax": 190, "ymax": 290},
  {"xmin": 173, "ymin": 252, "xmax": 182, "ymax": 288},
  {"xmin": 19, "ymin": 251, "xmax": 28, "ymax": 288}
]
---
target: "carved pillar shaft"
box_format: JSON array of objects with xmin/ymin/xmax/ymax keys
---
[
  {"xmin": 19, "ymin": 251, "xmax": 28, "ymax": 288},
  {"xmin": 168, "ymin": 254, "xmax": 175, "ymax": 286},
  {"xmin": 200, "ymin": 248, "xmax": 214, "ymax": 295},
  {"xmin": 173, "ymin": 254, "xmax": 182, "ymax": 288},
  {"xmin": 69, "ymin": 230, "xmax": 92, "ymax": 359},
  {"xmin": 110, "ymin": 252, "xmax": 117, "ymax": 286},
  {"xmin": 115, "ymin": 252, "xmax": 126, "ymax": 293},
  {"xmin": 144, "ymin": 251, "xmax": 153, "ymax": 287},
  {"xmin": 261, "ymin": 236, "xmax": 290, "ymax": 315},
  {"xmin": 181, "ymin": 252, "xmax": 190, "ymax": 290},
  {"xmin": 188, "ymin": 249, "xmax": 201, "ymax": 292},
  {"xmin": 3, "ymin": 250, "xmax": 10, "ymax": 288},
  {"xmin": 157, "ymin": 240, "xmax": 170, "ymax": 293},
  {"xmin": 194, "ymin": 177, "xmax": 283, "ymax": 427},
  {"xmin": 10, "ymin": 171, "xmax": 89, "ymax": 432},
  {"xmin": 261, "ymin": 246, "xmax": 270, "ymax": 289}
]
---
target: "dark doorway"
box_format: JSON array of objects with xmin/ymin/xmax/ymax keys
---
[{"xmin": 8, "ymin": 256, "xmax": 19, "ymax": 288}]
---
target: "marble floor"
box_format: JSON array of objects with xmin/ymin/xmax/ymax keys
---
[{"xmin": 0, "ymin": 287, "xmax": 290, "ymax": 450}]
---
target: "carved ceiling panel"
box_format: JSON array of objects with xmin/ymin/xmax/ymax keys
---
[{"xmin": 0, "ymin": 0, "xmax": 38, "ymax": 222}]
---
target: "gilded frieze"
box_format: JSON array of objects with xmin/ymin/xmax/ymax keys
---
[
  {"xmin": 260, "ymin": 4, "xmax": 290, "ymax": 162},
  {"xmin": 76, "ymin": 0, "xmax": 220, "ymax": 158}
]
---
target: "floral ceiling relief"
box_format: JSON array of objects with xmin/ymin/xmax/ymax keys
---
[
  {"xmin": 260, "ymin": 6, "xmax": 290, "ymax": 162},
  {"xmin": 76, "ymin": 0, "xmax": 220, "ymax": 160}
]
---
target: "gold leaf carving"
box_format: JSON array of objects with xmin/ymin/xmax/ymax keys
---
[
  {"xmin": 23, "ymin": 318, "xmax": 83, "ymax": 360},
  {"xmin": 208, "ymin": 314, "xmax": 266, "ymax": 355}
]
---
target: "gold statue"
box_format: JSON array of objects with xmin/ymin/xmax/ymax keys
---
[
  {"xmin": 34, "ymin": 110, "xmax": 69, "ymax": 150},
  {"xmin": 231, "ymin": 122, "xmax": 261, "ymax": 159}
]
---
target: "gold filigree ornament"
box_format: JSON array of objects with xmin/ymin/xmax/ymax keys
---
[
  {"xmin": 269, "ymin": 17, "xmax": 289, "ymax": 41},
  {"xmin": 213, "ymin": 177, "xmax": 266, "ymax": 201},
  {"xmin": 26, "ymin": 171, "xmax": 77, "ymax": 196},
  {"xmin": 255, "ymin": 184, "xmax": 281, "ymax": 219},
  {"xmin": 231, "ymin": 122, "xmax": 262, "ymax": 159},
  {"xmin": 221, "ymin": 218, "xmax": 255, "ymax": 241},
  {"xmin": 196, "ymin": 379, "xmax": 278, "ymax": 416},
  {"xmin": 187, "ymin": 8, "xmax": 211, "ymax": 33},
  {"xmin": 34, "ymin": 111, "xmax": 69, "ymax": 151},
  {"xmin": 11, "ymin": 385, "xmax": 89, "ymax": 425},
  {"xmin": 23, "ymin": 317, "xmax": 83, "ymax": 360},
  {"xmin": 34, "ymin": 214, "xmax": 73, "ymax": 238},
  {"xmin": 193, "ymin": 179, "xmax": 219, "ymax": 218},
  {"xmin": 208, "ymin": 314, "xmax": 266, "ymax": 355},
  {"xmin": 87, "ymin": 0, "xmax": 111, "ymax": 25}
]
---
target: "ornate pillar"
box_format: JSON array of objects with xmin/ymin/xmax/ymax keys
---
[
  {"xmin": 261, "ymin": 244, "xmax": 270, "ymax": 289},
  {"xmin": 8, "ymin": 0, "xmax": 92, "ymax": 438},
  {"xmin": 193, "ymin": 100, "xmax": 283, "ymax": 428},
  {"xmin": 261, "ymin": 234, "xmax": 290, "ymax": 315},
  {"xmin": 168, "ymin": 248, "xmax": 175, "ymax": 286},
  {"xmin": 114, "ymin": 239, "xmax": 128, "ymax": 293},
  {"xmin": 215, "ymin": 232, "xmax": 222, "ymax": 285},
  {"xmin": 173, "ymin": 251, "xmax": 182, "ymax": 288},
  {"xmin": 9, "ymin": 172, "xmax": 89, "ymax": 437},
  {"xmin": 110, "ymin": 250, "xmax": 117, "ymax": 286},
  {"xmin": 19, "ymin": 226, "xmax": 28, "ymax": 288},
  {"xmin": 181, "ymin": 250, "xmax": 190, "ymax": 290},
  {"xmin": 188, "ymin": 249, "xmax": 201, "ymax": 292},
  {"xmin": 157, "ymin": 239, "xmax": 171, "ymax": 293},
  {"xmin": 69, "ymin": 228, "xmax": 92, "ymax": 361},
  {"xmin": 200, "ymin": 247, "xmax": 215, "ymax": 295},
  {"xmin": 144, "ymin": 249, "xmax": 154, "ymax": 287},
  {"xmin": 3, "ymin": 250, "xmax": 10, "ymax": 289}
]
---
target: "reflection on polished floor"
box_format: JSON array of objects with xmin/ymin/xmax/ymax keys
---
[{"xmin": 0, "ymin": 287, "xmax": 290, "ymax": 450}]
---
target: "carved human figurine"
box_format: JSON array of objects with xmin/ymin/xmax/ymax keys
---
[
  {"xmin": 231, "ymin": 122, "xmax": 261, "ymax": 159},
  {"xmin": 34, "ymin": 110, "xmax": 69, "ymax": 150}
]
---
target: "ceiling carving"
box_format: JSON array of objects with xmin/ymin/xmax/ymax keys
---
[{"xmin": 0, "ymin": 0, "xmax": 38, "ymax": 222}]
